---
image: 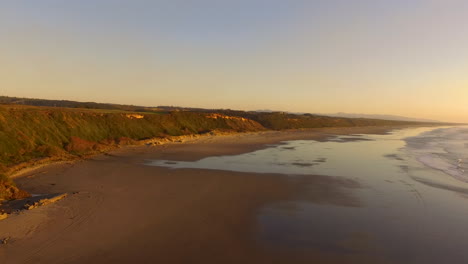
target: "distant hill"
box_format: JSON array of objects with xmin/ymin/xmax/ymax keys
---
[
  {"xmin": 0, "ymin": 96, "xmax": 161, "ymax": 113},
  {"xmin": 253, "ymin": 109, "xmax": 440, "ymax": 123},
  {"xmin": 320, "ymin": 113, "xmax": 440, "ymax": 123},
  {"xmin": 0, "ymin": 96, "xmax": 222, "ymax": 113},
  {"xmin": 0, "ymin": 96, "xmax": 446, "ymax": 125}
]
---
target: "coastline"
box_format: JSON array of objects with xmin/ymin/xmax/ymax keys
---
[
  {"xmin": 9, "ymin": 125, "xmax": 424, "ymax": 180},
  {"xmin": 0, "ymin": 125, "xmax": 440, "ymax": 263}
]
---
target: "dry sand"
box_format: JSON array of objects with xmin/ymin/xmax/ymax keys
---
[{"xmin": 0, "ymin": 126, "xmax": 409, "ymax": 264}]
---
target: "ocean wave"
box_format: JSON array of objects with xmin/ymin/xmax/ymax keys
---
[{"xmin": 405, "ymin": 127, "xmax": 468, "ymax": 182}]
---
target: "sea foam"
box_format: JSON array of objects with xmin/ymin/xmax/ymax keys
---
[{"xmin": 405, "ymin": 127, "xmax": 468, "ymax": 182}]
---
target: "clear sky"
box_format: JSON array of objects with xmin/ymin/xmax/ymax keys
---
[{"xmin": 1, "ymin": 0, "xmax": 467, "ymax": 122}]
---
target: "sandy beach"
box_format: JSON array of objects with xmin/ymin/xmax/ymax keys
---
[{"xmin": 0, "ymin": 126, "xmax": 426, "ymax": 263}]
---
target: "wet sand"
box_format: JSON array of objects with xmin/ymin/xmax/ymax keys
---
[{"xmin": 0, "ymin": 126, "xmax": 421, "ymax": 263}]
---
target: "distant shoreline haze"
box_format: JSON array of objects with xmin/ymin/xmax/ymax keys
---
[{"xmin": 0, "ymin": 96, "xmax": 457, "ymax": 124}]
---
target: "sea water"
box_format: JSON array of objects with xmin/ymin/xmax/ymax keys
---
[
  {"xmin": 405, "ymin": 127, "xmax": 468, "ymax": 182},
  {"xmin": 146, "ymin": 126, "xmax": 468, "ymax": 263}
]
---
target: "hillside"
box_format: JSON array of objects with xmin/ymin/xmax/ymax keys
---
[
  {"xmin": 210, "ymin": 110, "xmax": 432, "ymax": 130},
  {"xmin": 0, "ymin": 102, "xmax": 444, "ymax": 200},
  {"xmin": 0, "ymin": 105, "xmax": 264, "ymax": 170},
  {"xmin": 0, "ymin": 96, "xmax": 154, "ymax": 112}
]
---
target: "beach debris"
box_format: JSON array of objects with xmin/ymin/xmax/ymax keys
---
[
  {"xmin": 0, "ymin": 213, "xmax": 8, "ymax": 221},
  {"xmin": 24, "ymin": 193, "xmax": 68, "ymax": 210},
  {"xmin": 1, "ymin": 237, "xmax": 10, "ymax": 244},
  {"xmin": 291, "ymin": 162, "xmax": 316, "ymax": 167}
]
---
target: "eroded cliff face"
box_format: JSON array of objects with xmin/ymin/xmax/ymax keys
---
[
  {"xmin": 205, "ymin": 113, "xmax": 265, "ymax": 131},
  {"xmin": 206, "ymin": 113, "xmax": 248, "ymax": 121},
  {"xmin": 0, "ymin": 105, "xmax": 266, "ymax": 177},
  {"xmin": 125, "ymin": 114, "xmax": 145, "ymax": 119},
  {"xmin": 0, "ymin": 175, "xmax": 30, "ymax": 201}
]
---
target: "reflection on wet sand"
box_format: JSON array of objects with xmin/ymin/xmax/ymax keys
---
[
  {"xmin": 384, "ymin": 154, "xmax": 405, "ymax": 161},
  {"xmin": 147, "ymin": 126, "xmax": 468, "ymax": 263},
  {"xmin": 410, "ymin": 176, "xmax": 468, "ymax": 195},
  {"xmin": 328, "ymin": 137, "xmax": 374, "ymax": 142},
  {"xmin": 288, "ymin": 175, "xmax": 362, "ymax": 207}
]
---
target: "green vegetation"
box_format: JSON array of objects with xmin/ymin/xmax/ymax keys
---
[
  {"xmin": 0, "ymin": 105, "xmax": 263, "ymax": 171},
  {"xmin": 0, "ymin": 100, "xmax": 443, "ymax": 200}
]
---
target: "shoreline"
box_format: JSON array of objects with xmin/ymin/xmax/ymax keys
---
[
  {"xmin": 8, "ymin": 129, "xmax": 245, "ymax": 179},
  {"xmin": 0, "ymin": 125, "xmax": 445, "ymax": 264},
  {"xmin": 9, "ymin": 125, "xmax": 428, "ymax": 180}
]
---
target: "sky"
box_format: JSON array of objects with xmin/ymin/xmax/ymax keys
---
[{"xmin": 1, "ymin": 0, "xmax": 467, "ymax": 122}]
